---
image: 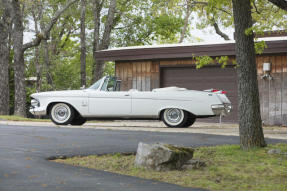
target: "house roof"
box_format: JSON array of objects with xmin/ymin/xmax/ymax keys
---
[{"xmin": 94, "ymin": 37, "xmax": 287, "ymax": 61}]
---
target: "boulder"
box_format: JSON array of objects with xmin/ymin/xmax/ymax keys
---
[{"xmin": 134, "ymin": 142, "xmax": 194, "ymax": 171}]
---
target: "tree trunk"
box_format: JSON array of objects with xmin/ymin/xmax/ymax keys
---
[
  {"xmin": 80, "ymin": 0, "xmax": 86, "ymax": 87},
  {"xmin": 92, "ymin": 0, "xmax": 103, "ymax": 82},
  {"xmin": 179, "ymin": 0, "xmax": 192, "ymax": 43},
  {"xmin": 0, "ymin": 3, "xmax": 10, "ymax": 115},
  {"xmin": 42, "ymin": 40, "xmax": 53, "ymax": 89},
  {"xmin": 92, "ymin": 0, "xmax": 116, "ymax": 82},
  {"xmin": 232, "ymin": 0, "xmax": 266, "ymax": 149},
  {"xmin": 34, "ymin": 47, "xmax": 42, "ymax": 91},
  {"xmin": 11, "ymin": 0, "xmax": 26, "ymax": 117},
  {"xmin": 32, "ymin": 3, "xmax": 43, "ymax": 92},
  {"xmin": 93, "ymin": 60, "xmax": 105, "ymax": 82}
]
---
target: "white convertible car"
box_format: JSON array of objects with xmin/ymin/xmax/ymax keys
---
[{"xmin": 30, "ymin": 76, "xmax": 232, "ymax": 128}]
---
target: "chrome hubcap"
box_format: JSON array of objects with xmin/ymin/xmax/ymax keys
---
[
  {"xmin": 166, "ymin": 108, "xmax": 182, "ymax": 123},
  {"xmin": 54, "ymin": 106, "xmax": 69, "ymax": 121}
]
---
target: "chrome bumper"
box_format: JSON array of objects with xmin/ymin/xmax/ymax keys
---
[
  {"xmin": 29, "ymin": 106, "xmax": 46, "ymax": 116},
  {"xmin": 211, "ymin": 103, "xmax": 232, "ymax": 116}
]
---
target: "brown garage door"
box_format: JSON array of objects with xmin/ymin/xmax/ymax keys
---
[{"xmin": 160, "ymin": 65, "xmax": 238, "ymax": 123}]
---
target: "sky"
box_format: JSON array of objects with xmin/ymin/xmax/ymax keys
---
[{"xmin": 23, "ymin": 21, "xmax": 235, "ymax": 46}]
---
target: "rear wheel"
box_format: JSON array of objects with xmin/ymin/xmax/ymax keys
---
[
  {"xmin": 162, "ymin": 108, "xmax": 188, "ymax": 128},
  {"xmin": 182, "ymin": 115, "xmax": 196, "ymax": 127},
  {"xmin": 50, "ymin": 103, "xmax": 75, "ymax": 125}
]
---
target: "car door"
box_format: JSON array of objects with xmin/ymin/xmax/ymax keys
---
[
  {"xmin": 131, "ymin": 91, "xmax": 158, "ymax": 117},
  {"xmin": 88, "ymin": 77, "xmax": 131, "ymax": 117}
]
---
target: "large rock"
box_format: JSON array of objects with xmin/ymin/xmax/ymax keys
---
[{"xmin": 134, "ymin": 142, "xmax": 194, "ymax": 171}]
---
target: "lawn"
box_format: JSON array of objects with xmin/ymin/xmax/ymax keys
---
[
  {"xmin": 54, "ymin": 144, "xmax": 287, "ymax": 191},
  {"xmin": 0, "ymin": 115, "xmax": 50, "ymax": 122}
]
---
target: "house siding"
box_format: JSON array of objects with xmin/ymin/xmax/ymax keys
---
[{"xmin": 115, "ymin": 55, "xmax": 287, "ymax": 126}]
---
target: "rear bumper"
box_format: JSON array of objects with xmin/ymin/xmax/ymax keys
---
[
  {"xmin": 29, "ymin": 106, "xmax": 46, "ymax": 116},
  {"xmin": 211, "ymin": 103, "xmax": 232, "ymax": 116}
]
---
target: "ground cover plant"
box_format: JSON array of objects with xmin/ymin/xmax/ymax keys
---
[
  {"xmin": 54, "ymin": 143, "xmax": 287, "ymax": 191},
  {"xmin": 0, "ymin": 115, "xmax": 49, "ymax": 122}
]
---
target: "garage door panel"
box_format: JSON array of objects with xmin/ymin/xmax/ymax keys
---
[{"xmin": 160, "ymin": 66, "xmax": 238, "ymax": 123}]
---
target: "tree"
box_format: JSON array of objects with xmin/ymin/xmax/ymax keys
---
[
  {"xmin": 92, "ymin": 0, "xmax": 117, "ymax": 82},
  {"xmin": 8, "ymin": 0, "xmax": 78, "ymax": 116},
  {"xmin": 0, "ymin": 0, "xmax": 10, "ymax": 115},
  {"xmin": 80, "ymin": 0, "xmax": 86, "ymax": 87},
  {"xmin": 232, "ymin": 0, "xmax": 266, "ymax": 149},
  {"xmin": 92, "ymin": 0, "xmax": 188, "ymax": 82},
  {"xmin": 31, "ymin": 1, "xmax": 43, "ymax": 92}
]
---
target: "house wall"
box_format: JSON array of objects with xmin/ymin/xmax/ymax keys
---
[
  {"xmin": 115, "ymin": 61, "xmax": 160, "ymax": 91},
  {"xmin": 115, "ymin": 55, "xmax": 287, "ymax": 126},
  {"xmin": 256, "ymin": 55, "xmax": 287, "ymax": 126}
]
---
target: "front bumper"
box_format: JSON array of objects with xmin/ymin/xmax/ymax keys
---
[
  {"xmin": 29, "ymin": 106, "xmax": 46, "ymax": 116},
  {"xmin": 211, "ymin": 103, "xmax": 232, "ymax": 116}
]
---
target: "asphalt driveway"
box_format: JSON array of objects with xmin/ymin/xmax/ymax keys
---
[{"xmin": 0, "ymin": 124, "xmax": 286, "ymax": 191}]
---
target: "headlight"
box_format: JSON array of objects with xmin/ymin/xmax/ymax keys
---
[{"xmin": 31, "ymin": 99, "xmax": 39, "ymax": 107}]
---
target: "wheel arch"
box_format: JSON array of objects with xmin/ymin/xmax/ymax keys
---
[
  {"xmin": 47, "ymin": 102, "xmax": 82, "ymax": 117},
  {"xmin": 158, "ymin": 107, "xmax": 196, "ymax": 120}
]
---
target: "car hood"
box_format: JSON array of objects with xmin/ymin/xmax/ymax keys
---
[{"xmin": 31, "ymin": 90, "xmax": 86, "ymax": 98}]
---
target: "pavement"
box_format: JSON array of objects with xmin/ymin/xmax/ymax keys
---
[
  {"xmin": 0, "ymin": 121, "xmax": 287, "ymax": 191},
  {"xmin": 1, "ymin": 120, "xmax": 287, "ymax": 140}
]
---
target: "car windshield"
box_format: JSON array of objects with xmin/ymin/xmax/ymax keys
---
[
  {"xmin": 88, "ymin": 77, "xmax": 104, "ymax": 90},
  {"xmin": 101, "ymin": 77, "xmax": 117, "ymax": 91}
]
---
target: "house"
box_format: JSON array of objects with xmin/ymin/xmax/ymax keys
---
[{"xmin": 95, "ymin": 36, "xmax": 287, "ymax": 126}]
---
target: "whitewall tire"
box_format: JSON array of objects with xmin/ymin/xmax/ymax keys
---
[
  {"xmin": 162, "ymin": 108, "xmax": 188, "ymax": 128},
  {"xmin": 50, "ymin": 103, "xmax": 74, "ymax": 125}
]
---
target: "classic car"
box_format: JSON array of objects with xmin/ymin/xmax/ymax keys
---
[{"xmin": 29, "ymin": 76, "xmax": 232, "ymax": 128}]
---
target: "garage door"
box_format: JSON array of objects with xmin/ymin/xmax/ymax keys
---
[{"xmin": 160, "ymin": 65, "xmax": 238, "ymax": 123}]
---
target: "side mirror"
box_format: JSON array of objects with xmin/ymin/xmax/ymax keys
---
[{"xmin": 80, "ymin": 85, "xmax": 86, "ymax": 90}]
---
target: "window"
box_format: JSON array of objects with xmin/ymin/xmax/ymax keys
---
[
  {"xmin": 101, "ymin": 77, "xmax": 117, "ymax": 91},
  {"xmin": 88, "ymin": 77, "xmax": 104, "ymax": 90}
]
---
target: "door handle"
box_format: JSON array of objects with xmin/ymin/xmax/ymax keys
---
[{"xmin": 124, "ymin": 94, "xmax": 130, "ymax": 96}]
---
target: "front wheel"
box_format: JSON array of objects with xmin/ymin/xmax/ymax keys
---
[
  {"xmin": 70, "ymin": 117, "xmax": 86, "ymax": 126},
  {"xmin": 50, "ymin": 103, "xmax": 75, "ymax": 125},
  {"xmin": 162, "ymin": 108, "xmax": 189, "ymax": 128}
]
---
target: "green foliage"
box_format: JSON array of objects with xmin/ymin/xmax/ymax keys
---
[
  {"xmin": 153, "ymin": 14, "xmax": 184, "ymax": 43},
  {"xmin": 103, "ymin": 62, "xmax": 115, "ymax": 76},
  {"xmin": 195, "ymin": 55, "xmax": 214, "ymax": 69},
  {"xmin": 195, "ymin": 55, "xmax": 233, "ymax": 69},
  {"xmin": 254, "ymin": 41, "xmax": 267, "ymax": 54},
  {"xmin": 216, "ymin": 56, "xmax": 229, "ymax": 68}
]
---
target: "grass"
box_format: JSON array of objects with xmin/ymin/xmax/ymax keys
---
[
  {"xmin": 0, "ymin": 115, "xmax": 50, "ymax": 122},
  {"xmin": 54, "ymin": 144, "xmax": 287, "ymax": 191}
]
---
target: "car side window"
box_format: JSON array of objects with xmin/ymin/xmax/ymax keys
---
[{"xmin": 101, "ymin": 77, "xmax": 117, "ymax": 91}]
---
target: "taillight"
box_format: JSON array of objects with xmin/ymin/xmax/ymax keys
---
[{"xmin": 212, "ymin": 89, "xmax": 226, "ymax": 94}]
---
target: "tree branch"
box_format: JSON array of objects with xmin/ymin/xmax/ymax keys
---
[
  {"xmin": 268, "ymin": 0, "xmax": 287, "ymax": 11},
  {"xmin": 101, "ymin": 0, "xmax": 117, "ymax": 49},
  {"xmin": 212, "ymin": 18, "xmax": 230, "ymax": 40},
  {"xmin": 23, "ymin": 0, "xmax": 78, "ymax": 51},
  {"xmin": 179, "ymin": 0, "xmax": 192, "ymax": 43}
]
